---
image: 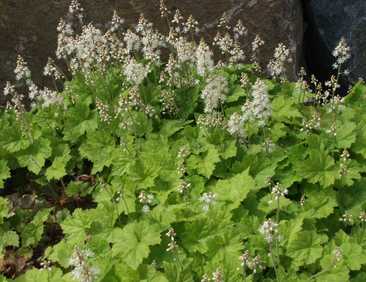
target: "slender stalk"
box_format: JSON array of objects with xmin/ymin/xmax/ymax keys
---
[
  {"xmin": 308, "ymin": 268, "xmax": 331, "ymax": 281},
  {"xmin": 269, "ymin": 244, "xmax": 280, "ymax": 282},
  {"xmin": 242, "ymin": 264, "xmax": 247, "ymax": 282},
  {"xmin": 275, "ymin": 197, "xmax": 281, "ymax": 264}
]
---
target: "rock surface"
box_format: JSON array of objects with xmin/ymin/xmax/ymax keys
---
[
  {"xmin": 0, "ymin": 0, "xmax": 303, "ymax": 103},
  {"xmin": 307, "ymin": 0, "xmax": 366, "ymax": 83}
]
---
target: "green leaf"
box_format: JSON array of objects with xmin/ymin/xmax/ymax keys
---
[
  {"xmin": 294, "ymin": 148, "xmax": 338, "ymax": 188},
  {"xmin": 0, "ymin": 230, "xmax": 19, "ymax": 252},
  {"xmin": 227, "ymin": 86, "xmax": 246, "ymax": 103},
  {"xmin": 272, "ymin": 95, "xmax": 302, "ymax": 121},
  {"xmin": 258, "ymin": 194, "xmax": 292, "ymax": 214},
  {"xmin": 187, "ymin": 144, "xmax": 220, "ymax": 178},
  {"xmin": 159, "ymin": 120, "xmax": 191, "ymax": 137},
  {"xmin": 352, "ymin": 124, "xmax": 366, "ymax": 158},
  {"xmin": 344, "ymin": 82, "xmax": 366, "ymax": 107},
  {"xmin": 14, "ymin": 267, "xmax": 65, "ymax": 282},
  {"xmin": 16, "ymin": 138, "xmax": 52, "ymax": 174},
  {"xmin": 0, "ymin": 198, "xmax": 10, "ymax": 223},
  {"xmin": 302, "ymin": 185, "xmax": 338, "ymax": 219},
  {"xmin": 63, "ymin": 104, "xmax": 98, "ymax": 141},
  {"xmin": 314, "ymin": 265, "xmax": 349, "ymax": 282},
  {"xmin": 287, "ymin": 230, "xmax": 328, "ymax": 269},
  {"xmin": 46, "ymin": 240, "xmax": 74, "ymax": 268},
  {"xmin": 337, "ymin": 159, "xmax": 362, "ymax": 187},
  {"xmin": 46, "ymin": 144, "xmax": 72, "ymax": 180},
  {"xmin": 339, "ymin": 241, "xmax": 366, "ymax": 270},
  {"xmin": 0, "ymin": 160, "xmax": 10, "ymax": 188},
  {"xmin": 21, "ymin": 208, "xmax": 51, "ymax": 247},
  {"xmin": 79, "ymin": 131, "xmax": 117, "ymax": 173},
  {"xmin": 352, "ymin": 273, "xmax": 366, "ymax": 282},
  {"xmin": 111, "ymin": 221, "xmax": 161, "ymax": 269},
  {"xmin": 103, "ymin": 263, "xmax": 168, "ymax": 282},
  {"xmin": 281, "ymin": 216, "xmax": 304, "ymax": 248},
  {"xmin": 163, "ymin": 252, "xmax": 194, "ymax": 282},
  {"xmin": 271, "ymin": 122, "xmax": 287, "ymax": 142},
  {"xmin": 334, "ymin": 120, "xmax": 356, "ymax": 148},
  {"xmin": 212, "ymin": 169, "xmax": 255, "ymax": 211},
  {"xmin": 218, "ymin": 139, "xmax": 237, "ymax": 160},
  {"xmin": 61, "ymin": 208, "xmax": 94, "ymax": 244}
]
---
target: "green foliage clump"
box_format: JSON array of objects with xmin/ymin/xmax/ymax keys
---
[{"xmin": 1, "ymin": 60, "xmax": 366, "ymax": 282}]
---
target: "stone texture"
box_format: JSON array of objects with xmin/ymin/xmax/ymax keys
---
[
  {"xmin": 0, "ymin": 0, "xmax": 303, "ymax": 104},
  {"xmin": 307, "ymin": 0, "xmax": 366, "ymax": 83}
]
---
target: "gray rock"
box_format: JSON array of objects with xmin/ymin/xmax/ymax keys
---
[
  {"xmin": 0, "ymin": 0, "xmax": 303, "ymax": 104},
  {"xmin": 308, "ymin": 0, "xmax": 366, "ymax": 83}
]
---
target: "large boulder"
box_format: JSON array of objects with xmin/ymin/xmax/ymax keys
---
[
  {"xmin": 306, "ymin": 0, "xmax": 366, "ymax": 84},
  {"xmin": 0, "ymin": 0, "xmax": 303, "ymax": 104}
]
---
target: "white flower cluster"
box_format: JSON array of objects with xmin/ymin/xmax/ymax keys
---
[
  {"xmin": 213, "ymin": 13, "xmax": 246, "ymax": 64},
  {"xmin": 95, "ymin": 99, "xmax": 111, "ymax": 123},
  {"xmin": 123, "ymin": 29, "xmax": 141, "ymax": 54},
  {"xmin": 165, "ymin": 228, "xmax": 178, "ymax": 252},
  {"xmin": 195, "ymin": 40, "xmax": 214, "ymax": 76},
  {"xmin": 109, "ymin": 10, "xmax": 124, "ymax": 33},
  {"xmin": 27, "ymin": 81, "xmax": 62, "ymax": 109},
  {"xmin": 117, "ymin": 86, "xmax": 142, "ymax": 113},
  {"xmin": 339, "ymin": 149, "xmax": 350, "ymax": 177},
  {"xmin": 56, "ymin": 18, "xmax": 74, "ymax": 58},
  {"xmin": 227, "ymin": 112, "xmax": 245, "ymax": 137},
  {"xmin": 233, "ymin": 20, "xmax": 248, "ymax": 40},
  {"xmin": 214, "ymin": 32, "xmax": 245, "ymax": 63},
  {"xmin": 138, "ymin": 191, "xmax": 154, "ymax": 213},
  {"xmin": 333, "ymin": 247, "xmax": 343, "ymax": 263},
  {"xmin": 68, "ymin": 0, "xmax": 84, "ymax": 24},
  {"xmin": 43, "ymin": 57, "xmax": 63, "ymax": 80},
  {"xmin": 240, "ymin": 73, "xmax": 250, "ymax": 88},
  {"xmin": 159, "ymin": 0, "xmax": 170, "ymax": 18},
  {"xmin": 123, "ymin": 57, "xmax": 150, "ymax": 85},
  {"xmin": 70, "ymin": 24, "xmax": 108, "ymax": 72},
  {"xmin": 3, "ymin": 82, "xmax": 15, "ymax": 97},
  {"xmin": 259, "ymin": 218, "xmax": 278, "ymax": 244},
  {"xmin": 267, "ymin": 43, "xmax": 291, "ymax": 79},
  {"xmin": 69, "ymin": 248, "xmax": 99, "ymax": 282},
  {"xmin": 183, "ymin": 15, "xmax": 200, "ymax": 34},
  {"xmin": 160, "ymin": 90, "xmax": 178, "ymax": 116},
  {"xmin": 239, "ymin": 251, "xmax": 264, "ymax": 274},
  {"xmin": 3, "ymin": 82, "xmax": 25, "ymax": 116},
  {"xmin": 177, "ymin": 180, "xmax": 191, "ymax": 194},
  {"xmin": 173, "ymin": 37, "xmax": 196, "ymax": 63},
  {"xmin": 332, "ymin": 37, "xmax": 351, "ymax": 70},
  {"xmin": 211, "ymin": 269, "xmax": 223, "ymax": 282},
  {"xmin": 270, "ymin": 182, "xmax": 288, "ymax": 202},
  {"xmin": 217, "ymin": 12, "xmax": 230, "ymax": 30},
  {"xmin": 339, "ymin": 213, "xmax": 354, "ymax": 225},
  {"xmin": 201, "ymin": 75, "xmax": 228, "ymax": 113},
  {"xmin": 200, "ymin": 192, "xmax": 217, "ymax": 212},
  {"xmin": 177, "ymin": 145, "xmax": 190, "ymax": 176},
  {"xmin": 14, "ymin": 55, "xmax": 31, "ymax": 85},
  {"xmin": 300, "ymin": 111, "xmax": 321, "ymax": 134},
  {"xmin": 56, "ymin": 3, "xmax": 128, "ymax": 74},
  {"xmin": 241, "ymin": 79, "xmax": 271, "ymax": 126},
  {"xmin": 116, "ymin": 86, "xmax": 157, "ymax": 125},
  {"xmin": 37, "ymin": 87, "xmax": 63, "ymax": 108},
  {"xmin": 136, "ymin": 15, "xmax": 165, "ymax": 62},
  {"xmin": 359, "ymin": 211, "xmax": 366, "ymax": 223},
  {"xmin": 200, "ymin": 269, "xmax": 223, "ymax": 282},
  {"xmin": 13, "ymin": 55, "xmax": 63, "ymax": 109},
  {"xmin": 227, "ymin": 80, "xmax": 272, "ymax": 136},
  {"xmin": 39, "ymin": 260, "xmax": 52, "ymax": 271},
  {"xmin": 251, "ymin": 35, "xmax": 265, "ymax": 66},
  {"xmin": 197, "ymin": 112, "xmax": 225, "ymax": 128}
]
